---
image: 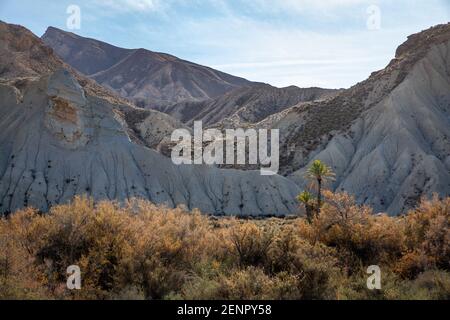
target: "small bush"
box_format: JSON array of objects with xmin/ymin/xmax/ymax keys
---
[
  {"xmin": 399, "ymin": 196, "xmax": 450, "ymax": 278},
  {"xmin": 299, "ymin": 191, "xmax": 405, "ymax": 273},
  {"xmin": 229, "ymin": 222, "xmax": 274, "ymax": 268}
]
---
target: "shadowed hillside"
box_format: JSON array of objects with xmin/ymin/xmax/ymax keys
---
[{"xmin": 42, "ymin": 27, "xmax": 257, "ymax": 108}]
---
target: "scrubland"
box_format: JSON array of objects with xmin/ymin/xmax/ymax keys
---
[{"xmin": 0, "ymin": 192, "xmax": 448, "ymax": 300}]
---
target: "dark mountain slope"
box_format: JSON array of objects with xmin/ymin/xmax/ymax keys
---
[
  {"xmin": 162, "ymin": 84, "xmax": 340, "ymax": 126},
  {"xmin": 42, "ymin": 27, "xmax": 256, "ymax": 108}
]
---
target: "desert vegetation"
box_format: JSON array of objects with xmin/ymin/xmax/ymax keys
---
[
  {"xmin": 298, "ymin": 159, "xmax": 336, "ymax": 221},
  {"xmin": 0, "ymin": 191, "xmax": 448, "ymax": 300}
]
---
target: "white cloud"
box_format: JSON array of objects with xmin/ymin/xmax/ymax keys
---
[
  {"xmin": 84, "ymin": 0, "xmax": 450, "ymax": 88},
  {"xmin": 157, "ymin": 14, "xmax": 405, "ymax": 88},
  {"xmin": 95, "ymin": 0, "xmax": 160, "ymax": 12},
  {"xmin": 243, "ymin": 0, "xmax": 373, "ymax": 14},
  {"xmin": 212, "ymin": 57, "xmax": 384, "ymax": 70}
]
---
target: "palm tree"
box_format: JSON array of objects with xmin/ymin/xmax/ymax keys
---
[
  {"xmin": 297, "ymin": 191, "xmax": 315, "ymax": 223},
  {"xmin": 305, "ymin": 160, "xmax": 335, "ymax": 214}
]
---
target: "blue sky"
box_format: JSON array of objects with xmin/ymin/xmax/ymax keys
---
[{"xmin": 1, "ymin": 0, "xmax": 449, "ymax": 88}]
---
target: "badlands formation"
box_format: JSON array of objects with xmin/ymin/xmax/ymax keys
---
[
  {"xmin": 163, "ymin": 84, "xmax": 340, "ymax": 127},
  {"xmin": 1, "ymin": 21, "xmax": 449, "ymax": 216},
  {"xmin": 262, "ymin": 23, "xmax": 450, "ymax": 214},
  {"xmin": 42, "ymin": 27, "xmax": 339, "ymax": 126},
  {"xmin": 0, "ymin": 21, "xmax": 300, "ymax": 216}
]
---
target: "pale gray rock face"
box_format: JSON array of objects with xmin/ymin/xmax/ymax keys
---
[
  {"xmin": 3, "ymin": 20, "xmax": 449, "ymax": 217},
  {"xmin": 44, "ymin": 69, "xmax": 91, "ymax": 149},
  {"xmin": 0, "ymin": 69, "xmax": 300, "ymax": 215},
  {"xmin": 136, "ymin": 111, "xmax": 190, "ymax": 152},
  {"xmin": 261, "ymin": 27, "xmax": 450, "ymax": 215}
]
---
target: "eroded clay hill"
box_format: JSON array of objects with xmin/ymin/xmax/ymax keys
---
[
  {"xmin": 258, "ymin": 23, "xmax": 450, "ymax": 214},
  {"xmin": 0, "ymin": 21, "xmax": 300, "ymax": 216}
]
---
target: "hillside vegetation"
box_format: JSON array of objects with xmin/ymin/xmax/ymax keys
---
[{"xmin": 0, "ymin": 193, "xmax": 448, "ymax": 300}]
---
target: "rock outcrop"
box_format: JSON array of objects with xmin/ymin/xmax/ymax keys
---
[
  {"xmin": 42, "ymin": 27, "xmax": 339, "ymax": 133},
  {"xmin": 256, "ymin": 23, "xmax": 450, "ymax": 214},
  {"xmin": 0, "ymin": 21, "xmax": 300, "ymax": 216},
  {"xmin": 4, "ymin": 20, "xmax": 449, "ymax": 216},
  {"xmin": 161, "ymin": 84, "xmax": 340, "ymax": 127}
]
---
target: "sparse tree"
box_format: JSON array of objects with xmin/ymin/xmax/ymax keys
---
[
  {"xmin": 297, "ymin": 191, "xmax": 315, "ymax": 223},
  {"xmin": 305, "ymin": 160, "xmax": 335, "ymax": 215}
]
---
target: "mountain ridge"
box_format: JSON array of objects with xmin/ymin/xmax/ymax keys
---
[
  {"xmin": 255, "ymin": 22, "xmax": 450, "ymax": 214},
  {"xmin": 42, "ymin": 27, "xmax": 258, "ymax": 108},
  {"xmin": 0, "ymin": 20, "xmax": 300, "ymax": 216},
  {"xmin": 2, "ymin": 20, "xmax": 449, "ymax": 215},
  {"xmin": 163, "ymin": 83, "xmax": 341, "ymax": 127}
]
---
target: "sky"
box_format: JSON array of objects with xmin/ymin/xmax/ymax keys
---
[{"xmin": 0, "ymin": 0, "xmax": 449, "ymax": 89}]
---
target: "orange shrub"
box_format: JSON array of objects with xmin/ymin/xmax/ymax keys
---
[
  {"xmin": 0, "ymin": 208, "xmax": 49, "ymax": 299},
  {"xmin": 397, "ymin": 195, "xmax": 449, "ymax": 278},
  {"xmin": 0, "ymin": 194, "xmax": 448, "ymax": 300},
  {"xmin": 299, "ymin": 191, "xmax": 405, "ymax": 272},
  {"xmin": 228, "ymin": 222, "xmax": 274, "ymax": 268}
]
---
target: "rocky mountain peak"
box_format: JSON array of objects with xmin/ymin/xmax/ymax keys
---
[
  {"xmin": 42, "ymin": 27, "xmax": 256, "ymax": 108},
  {"xmin": 260, "ymin": 23, "xmax": 450, "ymax": 214},
  {"xmin": 395, "ymin": 23, "xmax": 450, "ymax": 58},
  {"xmin": 0, "ymin": 21, "xmax": 60, "ymax": 78}
]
